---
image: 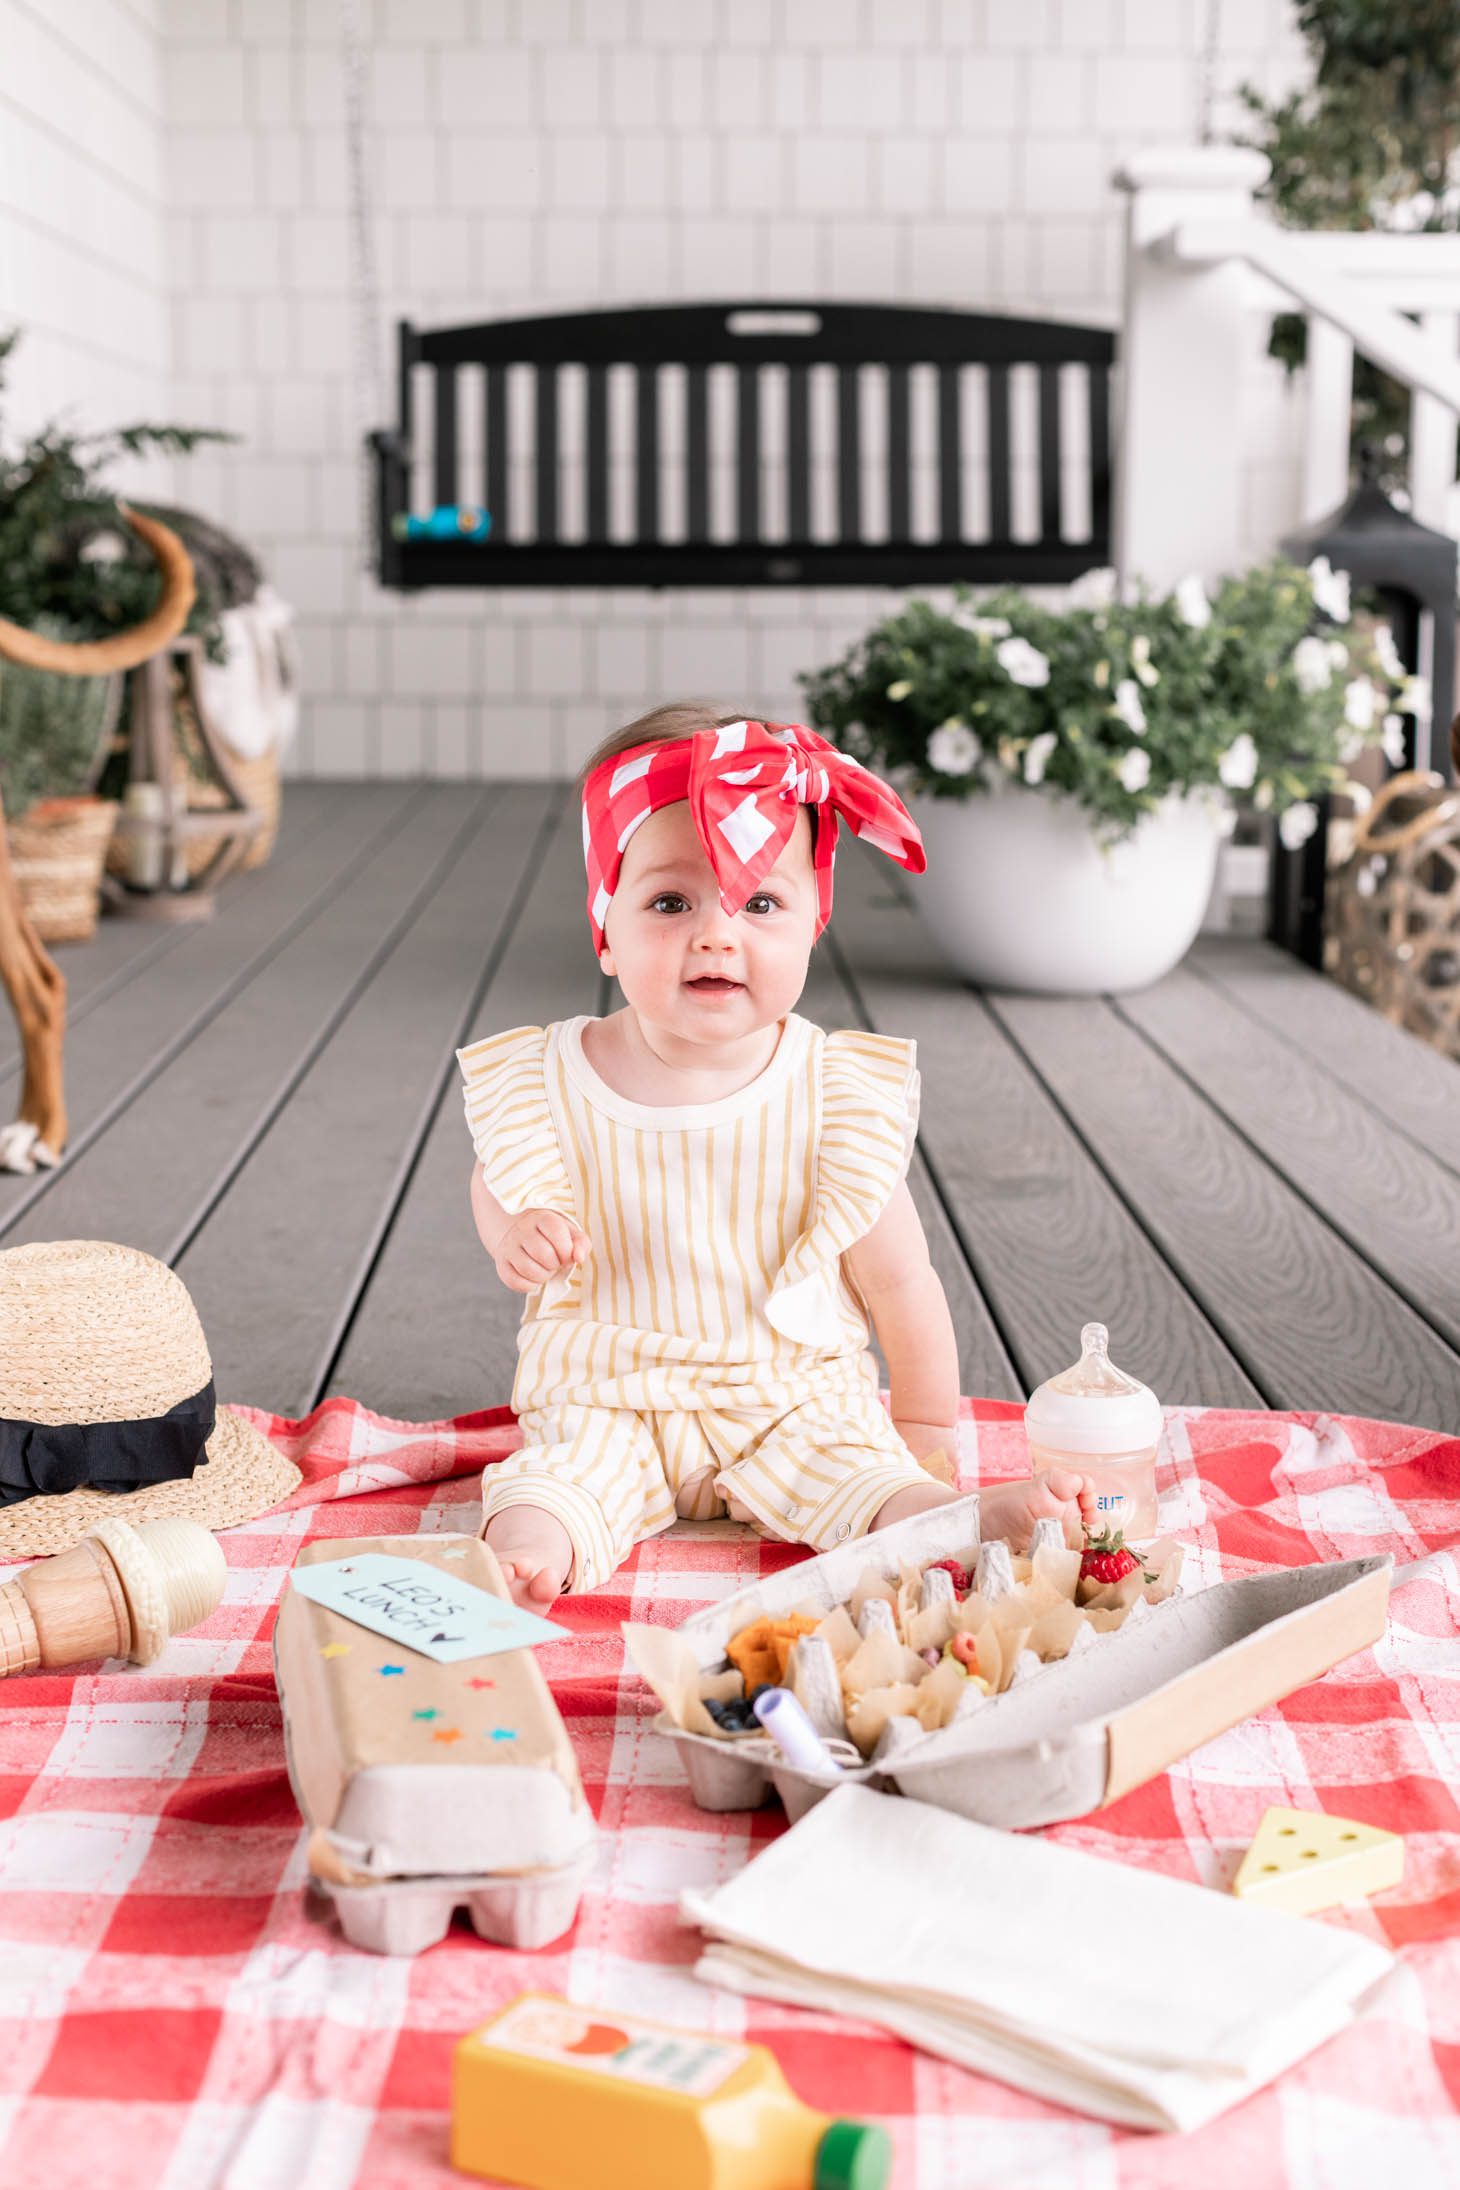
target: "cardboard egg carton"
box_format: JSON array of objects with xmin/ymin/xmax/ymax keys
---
[
  {"xmin": 625, "ymin": 1495, "xmax": 1393, "ymax": 1832},
  {"xmin": 274, "ymin": 1535, "xmax": 597, "ymax": 1955}
]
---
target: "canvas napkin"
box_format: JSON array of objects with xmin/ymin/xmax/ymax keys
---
[{"xmin": 679, "ymin": 1785, "xmax": 1395, "ymax": 2133}]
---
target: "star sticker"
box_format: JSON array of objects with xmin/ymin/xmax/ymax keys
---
[
  {"xmin": 378, "ymin": 1664, "xmax": 405, "ymax": 1677},
  {"xmin": 489, "ymin": 1728, "xmax": 517, "ymax": 1742},
  {"xmin": 465, "ymin": 1677, "xmax": 496, "ymax": 1691},
  {"xmin": 432, "ymin": 1727, "xmax": 464, "ymax": 1744},
  {"xmin": 320, "ymin": 1642, "xmax": 351, "ymax": 1659},
  {"xmin": 412, "ymin": 1707, "xmax": 440, "ymax": 1721}
]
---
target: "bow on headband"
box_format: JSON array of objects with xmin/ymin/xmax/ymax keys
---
[{"xmin": 582, "ymin": 720, "xmax": 925, "ymax": 952}]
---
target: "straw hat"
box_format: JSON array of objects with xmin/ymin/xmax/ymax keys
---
[{"xmin": 0, "ymin": 1240, "xmax": 301, "ymax": 1558}]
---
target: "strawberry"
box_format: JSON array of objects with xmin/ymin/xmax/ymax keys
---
[
  {"xmin": 1079, "ymin": 1529, "xmax": 1155, "ymax": 1587},
  {"xmin": 926, "ymin": 1557, "xmax": 971, "ymax": 1596}
]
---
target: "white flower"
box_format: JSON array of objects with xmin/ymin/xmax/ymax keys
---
[
  {"xmin": 950, "ymin": 605, "xmax": 1011, "ymax": 640},
  {"xmin": 1326, "ymin": 639, "xmax": 1349, "ymax": 669},
  {"xmin": 79, "ymin": 530, "xmax": 128, "ymax": 564},
  {"xmin": 1372, "ymin": 623, "xmax": 1405, "ymax": 682},
  {"xmin": 1067, "ymin": 567, "xmax": 1118, "ymax": 611},
  {"xmin": 1218, "ymin": 732, "xmax": 1258, "ymax": 790},
  {"xmin": 1308, "ymin": 556, "xmax": 1351, "ymax": 622},
  {"xmin": 1291, "ymin": 636, "xmax": 1333, "ymax": 693},
  {"xmin": 1174, "ymin": 573, "xmax": 1211, "ymax": 628},
  {"xmin": 1117, "ymin": 747, "xmax": 1152, "ymax": 794},
  {"xmin": 1382, "ymin": 712, "xmax": 1409, "ymax": 768},
  {"xmin": 1344, "ymin": 780, "xmax": 1373, "ymax": 816},
  {"xmin": 927, "ymin": 720, "xmax": 980, "ymax": 776},
  {"xmin": 1112, "ymin": 678, "xmax": 1146, "ymax": 734},
  {"xmin": 995, "ymin": 636, "xmax": 1051, "ymax": 688},
  {"xmin": 1130, "ymin": 633, "xmax": 1159, "ymax": 687},
  {"xmin": 1400, "ymin": 674, "xmax": 1433, "ymax": 723},
  {"xmin": 886, "ymin": 679, "xmax": 913, "ymax": 701},
  {"xmin": 1023, "ymin": 731, "xmax": 1058, "ymax": 786},
  {"xmin": 1343, "ymin": 678, "xmax": 1377, "ymax": 731},
  {"xmin": 1278, "ymin": 801, "xmax": 1319, "ymax": 850},
  {"xmin": 1254, "ymin": 780, "xmax": 1275, "ymax": 812}
]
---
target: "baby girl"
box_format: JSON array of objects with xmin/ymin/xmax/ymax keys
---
[{"xmin": 460, "ymin": 704, "xmax": 1090, "ymax": 1608}]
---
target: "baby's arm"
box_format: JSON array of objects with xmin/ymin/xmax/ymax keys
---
[
  {"xmin": 845, "ymin": 1180, "xmax": 960, "ymax": 1468},
  {"xmin": 469, "ymin": 1167, "xmax": 591, "ymax": 1293}
]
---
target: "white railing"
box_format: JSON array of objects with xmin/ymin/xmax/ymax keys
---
[{"xmin": 1114, "ymin": 148, "xmax": 1460, "ymax": 777}]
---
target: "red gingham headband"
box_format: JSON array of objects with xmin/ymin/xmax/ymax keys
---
[{"xmin": 581, "ymin": 719, "xmax": 926, "ymax": 952}]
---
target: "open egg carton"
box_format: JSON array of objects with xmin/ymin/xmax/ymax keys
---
[{"xmin": 624, "ymin": 1493, "xmax": 1392, "ymax": 1832}]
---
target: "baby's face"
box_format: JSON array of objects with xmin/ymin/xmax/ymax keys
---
[{"xmin": 600, "ymin": 800, "xmax": 818, "ymax": 1047}]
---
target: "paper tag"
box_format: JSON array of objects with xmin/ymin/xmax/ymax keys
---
[{"xmin": 290, "ymin": 1554, "xmax": 570, "ymax": 1661}]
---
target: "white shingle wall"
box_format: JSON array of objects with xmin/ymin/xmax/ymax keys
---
[
  {"xmin": 12, "ymin": 1, "xmax": 1310, "ymax": 780},
  {"xmin": 0, "ymin": 0, "xmax": 171, "ymax": 497}
]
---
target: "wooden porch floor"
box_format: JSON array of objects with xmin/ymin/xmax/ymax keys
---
[{"xmin": 6, "ymin": 780, "xmax": 1459, "ymax": 1433}]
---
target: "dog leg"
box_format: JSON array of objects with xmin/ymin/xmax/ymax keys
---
[{"xmin": 0, "ymin": 792, "xmax": 67, "ymax": 1171}]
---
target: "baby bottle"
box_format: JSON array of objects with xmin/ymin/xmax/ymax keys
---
[{"xmin": 1024, "ymin": 1323, "xmax": 1162, "ymax": 1540}]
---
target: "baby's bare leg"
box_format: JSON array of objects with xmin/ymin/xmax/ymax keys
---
[
  {"xmin": 483, "ymin": 1505, "xmax": 575, "ymax": 1610},
  {"xmin": 870, "ymin": 1479, "xmax": 962, "ymax": 1532}
]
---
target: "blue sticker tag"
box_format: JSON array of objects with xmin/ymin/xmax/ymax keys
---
[{"xmin": 290, "ymin": 1554, "xmax": 570, "ymax": 1662}]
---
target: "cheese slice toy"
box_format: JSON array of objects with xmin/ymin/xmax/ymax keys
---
[{"xmin": 1233, "ymin": 1806, "xmax": 1404, "ymax": 1917}]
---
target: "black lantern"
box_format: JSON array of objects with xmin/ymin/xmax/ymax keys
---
[{"xmin": 1271, "ymin": 453, "xmax": 1459, "ymax": 964}]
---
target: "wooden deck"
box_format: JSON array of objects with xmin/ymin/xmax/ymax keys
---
[{"xmin": 6, "ymin": 780, "xmax": 1459, "ymax": 1433}]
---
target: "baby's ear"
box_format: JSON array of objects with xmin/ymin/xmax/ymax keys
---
[{"xmin": 598, "ymin": 945, "xmax": 615, "ymax": 976}]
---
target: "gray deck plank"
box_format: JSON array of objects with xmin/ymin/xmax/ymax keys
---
[
  {"xmin": 0, "ymin": 782, "xmax": 342, "ymax": 1089},
  {"xmin": 991, "ymin": 986, "xmax": 1460, "ymax": 1428},
  {"xmin": 176, "ymin": 785, "xmax": 557, "ymax": 1415},
  {"xmin": 0, "ymin": 784, "xmax": 419, "ymax": 1239},
  {"xmin": 1191, "ymin": 936, "xmax": 1460, "ymax": 1182},
  {"xmin": 1117, "ymin": 966, "xmax": 1460, "ymax": 1356},
  {"xmin": 798, "ymin": 947, "xmax": 1024, "ymax": 1403},
  {"xmin": 829, "ymin": 847, "xmax": 1265, "ymax": 1409},
  {"xmin": 326, "ymin": 788, "xmax": 593, "ymax": 1416}
]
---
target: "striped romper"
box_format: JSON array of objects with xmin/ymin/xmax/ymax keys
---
[{"xmin": 458, "ymin": 1012, "xmax": 931, "ymax": 1593}]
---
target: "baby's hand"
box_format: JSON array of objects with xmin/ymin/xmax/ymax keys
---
[
  {"xmin": 493, "ymin": 1208, "xmax": 592, "ymax": 1293},
  {"xmin": 979, "ymin": 1467, "xmax": 1094, "ymax": 1552}
]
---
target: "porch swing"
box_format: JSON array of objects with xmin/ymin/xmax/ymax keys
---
[{"xmin": 343, "ymin": 20, "xmax": 1116, "ymax": 598}]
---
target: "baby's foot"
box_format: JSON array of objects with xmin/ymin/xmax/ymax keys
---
[
  {"xmin": 979, "ymin": 1468, "xmax": 1093, "ymax": 1551},
  {"xmin": 483, "ymin": 1507, "xmax": 575, "ymax": 1610}
]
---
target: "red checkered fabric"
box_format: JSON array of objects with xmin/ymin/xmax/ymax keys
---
[
  {"xmin": 1, "ymin": 1394, "xmax": 1458, "ymax": 2189},
  {"xmin": 581, "ymin": 721, "xmax": 926, "ymax": 952}
]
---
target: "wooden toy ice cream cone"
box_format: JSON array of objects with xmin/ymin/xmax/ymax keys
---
[{"xmin": 0, "ymin": 1515, "xmax": 226, "ymax": 1675}]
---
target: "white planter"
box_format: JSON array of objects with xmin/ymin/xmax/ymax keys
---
[{"xmin": 904, "ymin": 785, "xmax": 1223, "ymax": 995}]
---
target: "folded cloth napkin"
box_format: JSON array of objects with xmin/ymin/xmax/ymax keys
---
[{"xmin": 679, "ymin": 1785, "xmax": 1395, "ymax": 2133}]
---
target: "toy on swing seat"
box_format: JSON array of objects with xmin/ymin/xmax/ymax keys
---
[{"xmin": 391, "ymin": 503, "xmax": 492, "ymax": 542}]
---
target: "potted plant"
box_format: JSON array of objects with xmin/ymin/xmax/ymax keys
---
[
  {"xmin": 800, "ymin": 560, "xmax": 1417, "ymax": 993},
  {"xmin": 0, "ymin": 327, "xmax": 233, "ymax": 935}
]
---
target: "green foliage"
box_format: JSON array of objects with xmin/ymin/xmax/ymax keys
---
[
  {"xmin": 798, "ymin": 564, "xmax": 1414, "ymax": 842},
  {"xmin": 0, "ymin": 326, "xmax": 234, "ymax": 648},
  {"xmin": 1236, "ymin": 1, "xmax": 1460, "ymax": 472},
  {"xmin": 0, "ymin": 620, "xmax": 115, "ymax": 817}
]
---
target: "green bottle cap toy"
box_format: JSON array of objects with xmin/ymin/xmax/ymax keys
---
[{"xmin": 815, "ymin": 2118, "xmax": 893, "ymax": 2190}]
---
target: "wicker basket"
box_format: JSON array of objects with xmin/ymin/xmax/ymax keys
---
[{"xmin": 8, "ymin": 797, "xmax": 119, "ymax": 943}]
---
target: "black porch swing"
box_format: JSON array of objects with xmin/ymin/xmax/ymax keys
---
[{"xmin": 366, "ymin": 299, "xmax": 1117, "ymax": 597}]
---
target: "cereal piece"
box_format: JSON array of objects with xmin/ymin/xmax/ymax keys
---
[{"xmin": 725, "ymin": 1617, "xmax": 780, "ymax": 1694}]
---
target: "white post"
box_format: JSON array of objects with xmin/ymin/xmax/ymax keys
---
[
  {"xmin": 1112, "ymin": 147, "xmax": 1272, "ymax": 592},
  {"xmin": 1301, "ymin": 317, "xmax": 1355, "ymax": 522},
  {"xmin": 1409, "ymin": 310, "xmax": 1459, "ymax": 529}
]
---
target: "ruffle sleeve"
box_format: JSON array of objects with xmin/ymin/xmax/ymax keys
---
[
  {"xmin": 457, "ymin": 1025, "xmax": 577, "ymax": 1220},
  {"xmin": 766, "ymin": 1028, "xmax": 920, "ymax": 1348}
]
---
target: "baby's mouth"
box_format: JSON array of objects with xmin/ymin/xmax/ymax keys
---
[{"xmin": 686, "ymin": 975, "xmax": 744, "ymax": 993}]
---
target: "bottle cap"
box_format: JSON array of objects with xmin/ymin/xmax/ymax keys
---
[
  {"xmin": 1023, "ymin": 1322, "xmax": 1162, "ymax": 1458},
  {"xmin": 816, "ymin": 2119, "xmax": 892, "ymax": 2190}
]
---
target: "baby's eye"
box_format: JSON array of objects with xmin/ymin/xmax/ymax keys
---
[
  {"xmin": 744, "ymin": 893, "xmax": 780, "ymax": 915},
  {"xmin": 649, "ymin": 892, "xmax": 689, "ymax": 914}
]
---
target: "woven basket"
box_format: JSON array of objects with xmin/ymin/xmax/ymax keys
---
[{"xmin": 8, "ymin": 797, "xmax": 119, "ymax": 942}]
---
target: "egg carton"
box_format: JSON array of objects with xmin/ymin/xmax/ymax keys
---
[
  {"xmin": 650, "ymin": 1495, "xmax": 1393, "ymax": 1831},
  {"xmin": 310, "ymin": 1848, "xmax": 597, "ymax": 1957}
]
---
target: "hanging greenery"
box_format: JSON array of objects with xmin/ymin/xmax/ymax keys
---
[{"xmin": 1236, "ymin": 0, "xmax": 1460, "ymax": 477}]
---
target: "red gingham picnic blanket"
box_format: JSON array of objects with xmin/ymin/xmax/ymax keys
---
[{"xmin": 1, "ymin": 1395, "xmax": 1458, "ymax": 2190}]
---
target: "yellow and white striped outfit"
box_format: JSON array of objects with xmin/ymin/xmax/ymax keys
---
[{"xmin": 457, "ymin": 1013, "xmax": 928, "ymax": 1591}]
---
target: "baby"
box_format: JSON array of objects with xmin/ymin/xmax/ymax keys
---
[{"xmin": 461, "ymin": 704, "xmax": 1089, "ymax": 1607}]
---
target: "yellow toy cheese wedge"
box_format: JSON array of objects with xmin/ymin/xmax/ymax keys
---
[{"xmin": 1233, "ymin": 1806, "xmax": 1404, "ymax": 1917}]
